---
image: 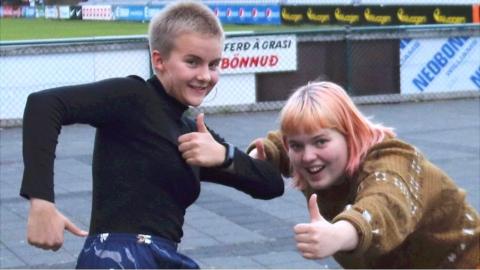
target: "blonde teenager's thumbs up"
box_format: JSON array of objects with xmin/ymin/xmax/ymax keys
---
[
  {"xmin": 178, "ymin": 113, "xmax": 225, "ymax": 167},
  {"xmin": 196, "ymin": 113, "xmax": 208, "ymax": 133}
]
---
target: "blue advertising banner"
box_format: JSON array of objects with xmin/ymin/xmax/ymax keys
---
[
  {"xmin": 400, "ymin": 36, "xmax": 480, "ymax": 93},
  {"xmin": 144, "ymin": 5, "xmax": 164, "ymax": 21},
  {"xmin": 113, "ymin": 5, "xmax": 145, "ymax": 21},
  {"xmin": 22, "ymin": 6, "xmax": 36, "ymax": 18},
  {"xmin": 209, "ymin": 4, "xmax": 280, "ymax": 25}
]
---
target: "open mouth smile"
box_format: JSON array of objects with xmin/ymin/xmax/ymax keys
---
[
  {"xmin": 306, "ymin": 165, "xmax": 325, "ymax": 175},
  {"xmin": 189, "ymin": 84, "xmax": 209, "ymax": 92}
]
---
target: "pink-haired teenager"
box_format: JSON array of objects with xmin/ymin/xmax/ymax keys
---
[{"xmin": 249, "ymin": 81, "xmax": 479, "ymax": 268}]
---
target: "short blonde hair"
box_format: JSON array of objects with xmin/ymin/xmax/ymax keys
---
[
  {"xmin": 280, "ymin": 81, "xmax": 395, "ymax": 179},
  {"xmin": 148, "ymin": 1, "xmax": 224, "ymax": 58}
]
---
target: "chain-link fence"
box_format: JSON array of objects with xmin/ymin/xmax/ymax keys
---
[{"xmin": 1, "ymin": 24, "xmax": 479, "ymax": 127}]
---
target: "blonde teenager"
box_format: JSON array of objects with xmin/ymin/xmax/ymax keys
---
[
  {"xmin": 21, "ymin": 2, "xmax": 284, "ymax": 269},
  {"xmin": 250, "ymin": 81, "xmax": 479, "ymax": 268}
]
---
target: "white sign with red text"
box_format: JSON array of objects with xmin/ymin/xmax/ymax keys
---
[
  {"xmin": 220, "ymin": 35, "xmax": 297, "ymax": 74},
  {"xmin": 82, "ymin": 5, "xmax": 113, "ymax": 21}
]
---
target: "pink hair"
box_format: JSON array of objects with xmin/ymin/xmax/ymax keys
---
[{"xmin": 280, "ymin": 81, "xmax": 395, "ymax": 183}]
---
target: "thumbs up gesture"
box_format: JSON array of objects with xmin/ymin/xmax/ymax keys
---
[
  {"xmin": 248, "ymin": 138, "xmax": 267, "ymax": 160},
  {"xmin": 178, "ymin": 113, "xmax": 226, "ymax": 167},
  {"xmin": 293, "ymin": 194, "xmax": 345, "ymax": 259}
]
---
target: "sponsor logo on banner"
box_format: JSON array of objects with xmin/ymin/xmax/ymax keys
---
[
  {"xmin": 22, "ymin": 6, "xmax": 36, "ymax": 18},
  {"xmin": 280, "ymin": 5, "xmax": 472, "ymax": 26},
  {"xmin": 35, "ymin": 6, "xmax": 45, "ymax": 18},
  {"xmin": 266, "ymin": 8, "xmax": 273, "ymax": 19},
  {"xmin": 70, "ymin": 6, "xmax": 82, "ymax": 20},
  {"xmin": 59, "ymin": 5, "xmax": 71, "ymax": 19},
  {"xmin": 396, "ymin": 6, "xmax": 471, "ymax": 25},
  {"xmin": 1, "ymin": 5, "xmax": 22, "ymax": 17},
  {"xmin": 281, "ymin": 6, "xmax": 304, "ymax": 24},
  {"xmin": 334, "ymin": 7, "xmax": 360, "ymax": 25},
  {"xmin": 211, "ymin": 4, "xmax": 280, "ymax": 25},
  {"xmin": 432, "ymin": 7, "xmax": 467, "ymax": 23},
  {"xmin": 114, "ymin": 5, "xmax": 144, "ymax": 21},
  {"xmin": 363, "ymin": 7, "xmax": 392, "ymax": 25},
  {"xmin": 471, "ymin": 65, "xmax": 480, "ymax": 88},
  {"xmin": 220, "ymin": 35, "xmax": 297, "ymax": 74},
  {"xmin": 397, "ymin": 8, "xmax": 428, "ymax": 24},
  {"xmin": 44, "ymin": 5, "xmax": 58, "ymax": 19},
  {"xmin": 400, "ymin": 36, "xmax": 480, "ymax": 93},
  {"xmin": 307, "ymin": 7, "xmax": 330, "ymax": 24},
  {"xmin": 82, "ymin": 5, "xmax": 112, "ymax": 21},
  {"xmin": 144, "ymin": 5, "xmax": 164, "ymax": 21}
]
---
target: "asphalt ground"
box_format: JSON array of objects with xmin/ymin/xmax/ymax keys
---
[{"xmin": 1, "ymin": 98, "xmax": 479, "ymax": 269}]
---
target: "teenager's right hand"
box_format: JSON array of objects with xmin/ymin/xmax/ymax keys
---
[
  {"xmin": 294, "ymin": 194, "xmax": 358, "ymax": 259},
  {"xmin": 27, "ymin": 198, "xmax": 88, "ymax": 251}
]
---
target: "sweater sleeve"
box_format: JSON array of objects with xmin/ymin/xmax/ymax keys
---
[
  {"xmin": 246, "ymin": 130, "xmax": 291, "ymax": 177},
  {"xmin": 332, "ymin": 140, "xmax": 426, "ymax": 258},
  {"xmin": 20, "ymin": 77, "xmax": 144, "ymax": 202}
]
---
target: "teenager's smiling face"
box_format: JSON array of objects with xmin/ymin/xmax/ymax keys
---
[
  {"xmin": 285, "ymin": 128, "xmax": 349, "ymax": 190},
  {"xmin": 155, "ymin": 32, "xmax": 222, "ymax": 107}
]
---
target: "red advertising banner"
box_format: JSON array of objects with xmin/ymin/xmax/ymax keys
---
[
  {"xmin": 2, "ymin": 5, "xmax": 22, "ymax": 17},
  {"xmin": 473, "ymin": 5, "xmax": 479, "ymax": 23}
]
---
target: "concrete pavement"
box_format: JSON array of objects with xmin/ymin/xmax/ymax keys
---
[{"xmin": 1, "ymin": 98, "xmax": 479, "ymax": 269}]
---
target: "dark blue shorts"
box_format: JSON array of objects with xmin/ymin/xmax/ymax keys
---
[{"xmin": 76, "ymin": 233, "xmax": 199, "ymax": 269}]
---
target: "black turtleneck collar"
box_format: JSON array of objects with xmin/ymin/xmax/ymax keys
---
[{"xmin": 148, "ymin": 76, "xmax": 188, "ymax": 120}]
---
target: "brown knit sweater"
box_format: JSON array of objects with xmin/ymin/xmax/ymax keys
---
[{"xmin": 249, "ymin": 131, "xmax": 480, "ymax": 268}]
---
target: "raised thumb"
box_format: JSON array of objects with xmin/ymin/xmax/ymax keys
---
[
  {"xmin": 254, "ymin": 139, "xmax": 267, "ymax": 160},
  {"xmin": 308, "ymin": 194, "xmax": 322, "ymax": 222},
  {"xmin": 196, "ymin": 113, "xmax": 208, "ymax": 133},
  {"xmin": 65, "ymin": 218, "xmax": 88, "ymax": 237}
]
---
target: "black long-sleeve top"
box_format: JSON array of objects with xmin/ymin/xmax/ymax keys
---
[{"xmin": 20, "ymin": 75, "xmax": 284, "ymax": 243}]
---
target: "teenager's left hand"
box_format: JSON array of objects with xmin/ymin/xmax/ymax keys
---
[
  {"xmin": 178, "ymin": 113, "xmax": 226, "ymax": 167},
  {"xmin": 294, "ymin": 194, "xmax": 343, "ymax": 259}
]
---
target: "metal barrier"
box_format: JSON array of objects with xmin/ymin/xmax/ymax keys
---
[{"xmin": 1, "ymin": 24, "xmax": 479, "ymax": 127}]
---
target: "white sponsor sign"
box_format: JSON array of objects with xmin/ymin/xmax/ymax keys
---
[
  {"xmin": 44, "ymin": 5, "xmax": 58, "ymax": 19},
  {"xmin": 59, "ymin": 5, "xmax": 71, "ymax": 19},
  {"xmin": 400, "ymin": 36, "xmax": 480, "ymax": 94},
  {"xmin": 82, "ymin": 5, "xmax": 112, "ymax": 21},
  {"xmin": 220, "ymin": 34, "xmax": 297, "ymax": 74}
]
